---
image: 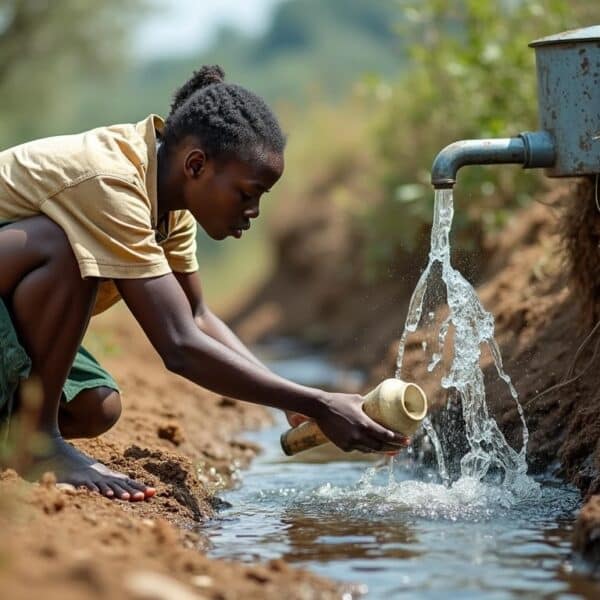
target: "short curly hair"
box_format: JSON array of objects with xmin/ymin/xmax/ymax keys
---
[{"xmin": 162, "ymin": 65, "xmax": 286, "ymax": 162}]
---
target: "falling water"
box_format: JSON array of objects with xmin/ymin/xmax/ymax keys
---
[{"xmin": 395, "ymin": 189, "xmax": 535, "ymax": 495}]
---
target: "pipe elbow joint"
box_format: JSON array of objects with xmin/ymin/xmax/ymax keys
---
[{"xmin": 430, "ymin": 131, "xmax": 556, "ymax": 189}]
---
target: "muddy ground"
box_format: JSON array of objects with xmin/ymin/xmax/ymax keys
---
[
  {"xmin": 0, "ymin": 307, "xmax": 346, "ymax": 599},
  {"xmin": 2, "ymin": 179, "xmax": 599, "ymax": 598},
  {"xmin": 234, "ymin": 180, "xmax": 600, "ymax": 560}
]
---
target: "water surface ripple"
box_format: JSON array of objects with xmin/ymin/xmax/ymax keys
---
[{"xmin": 206, "ymin": 414, "xmax": 595, "ymax": 599}]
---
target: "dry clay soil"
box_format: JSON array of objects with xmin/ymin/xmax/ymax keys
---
[
  {"xmin": 0, "ymin": 307, "xmax": 346, "ymax": 600},
  {"xmin": 3, "ymin": 182, "xmax": 600, "ymax": 599}
]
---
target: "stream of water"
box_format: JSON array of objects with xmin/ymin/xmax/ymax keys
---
[
  {"xmin": 394, "ymin": 189, "xmax": 534, "ymax": 500},
  {"xmin": 206, "ymin": 190, "xmax": 600, "ymax": 598},
  {"xmin": 206, "ymin": 409, "xmax": 588, "ymax": 599}
]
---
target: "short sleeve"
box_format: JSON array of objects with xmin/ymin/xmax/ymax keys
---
[
  {"xmin": 161, "ymin": 210, "xmax": 199, "ymax": 273},
  {"xmin": 41, "ymin": 174, "xmax": 171, "ymax": 279}
]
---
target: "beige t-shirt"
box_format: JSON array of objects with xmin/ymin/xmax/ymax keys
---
[{"xmin": 0, "ymin": 114, "xmax": 199, "ymax": 314}]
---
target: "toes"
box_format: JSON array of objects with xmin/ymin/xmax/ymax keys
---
[
  {"xmin": 124, "ymin": 478, "xmax": 149, "ymax": 492},
  {"xmin": 96, "ymin": 482, "xmax": 115, "ymax": 498},
  {"xmin": 83, "ymin": 481, "xmax": 101, "ymax": 494},
  {"xmin": 125, "ymin": 487, "xmax": 146, "ymax": 502},
  {"xmin": 123, "ymin": 477, "xmax": 156, "ymax": 499},
  {"xmin": 108, "ymin": 482, "xmax": 131, "ymax": 501},
  {"xmin": 143, "ymin": 487, "xmax": 156, "ymax": 499}
]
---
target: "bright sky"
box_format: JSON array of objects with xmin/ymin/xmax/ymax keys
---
[{"xmin": 132, "ymin": 0, "xmax": 286, "ymax": 59}]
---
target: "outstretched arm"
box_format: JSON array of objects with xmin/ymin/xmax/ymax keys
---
[
  {"xmin": 116, "ymin": 273, "xmax": 408, "ymax": 453},
  {"xmin": 174, "ymin": 271, "xmax": 267, "ymax": 370},
  {"xmin": 175, "ymin": 271, "xmax": 306, "ymax": 426}
]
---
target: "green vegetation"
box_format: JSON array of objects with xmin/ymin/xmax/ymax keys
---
[
  {"xmin": 269, "ymin": 0, "xmax": 600, "ymax": 281},
  {"xmin": 2, "ymin": 0, "xmax": 600, "ymax": 303},
  {"xmin": 366, "ymin": 0, "xmax": 578, "ymax": 264},
  {"xmin": 25, "ymin": 0, "xmax": 406, "ymax": 140},
  {"xmin": 0, "ymin": 0, "xmax": 146, "ymax": 144}
]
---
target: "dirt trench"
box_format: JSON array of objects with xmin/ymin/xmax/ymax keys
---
[
  {"xmin": 0, "ymin": 306, "xmax": 346, "ymax": 600},
  {"xmin": 233, "ymin": 179, "xmax": 600, "ymax": 563}
]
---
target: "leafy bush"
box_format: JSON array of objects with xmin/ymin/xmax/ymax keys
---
[{"xmin": 359, "ymin": 0, "xmax": 599, "ymax": 276}]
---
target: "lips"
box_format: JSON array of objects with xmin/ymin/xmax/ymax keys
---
[{"xmin": 231, "ymin": 222, "xmax": 250, "ymax": 238}]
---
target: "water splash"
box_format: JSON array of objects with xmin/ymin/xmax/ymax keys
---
[
  {"xmin": 395, "ymin": 189, "xmax": 536, "ymax": 496},
  {"xmin": 254, "ymin": 467, "xmax": 575, "ymax": 522}
]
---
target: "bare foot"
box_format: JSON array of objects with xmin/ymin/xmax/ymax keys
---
[{"xmin": 30, "ymin": 434, "xmax": 156, "ymax": 501}]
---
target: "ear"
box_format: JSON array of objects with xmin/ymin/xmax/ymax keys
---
[{"xmin": 184, "ymin": 149, "xmax": 207, "ymax": 178}]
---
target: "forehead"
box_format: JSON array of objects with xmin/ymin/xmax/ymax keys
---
[{"xmin": 218, "ymin": 150, "xmax": 284, "ymax": 184}]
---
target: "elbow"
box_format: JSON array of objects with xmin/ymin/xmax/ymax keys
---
[{"xmin": 161, "ymin": 340, "xmax": 190, "ymax": 377}]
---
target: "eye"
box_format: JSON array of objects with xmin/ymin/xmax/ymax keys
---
[{"xmin": 239, "ymin": 190, "xmax": 253, "ymax": 203}]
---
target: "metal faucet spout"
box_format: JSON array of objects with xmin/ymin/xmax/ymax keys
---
[{"xmin": 431, "ymin": 131, "xmax": 556, "ymax": 189}]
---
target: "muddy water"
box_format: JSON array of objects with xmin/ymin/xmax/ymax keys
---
[{"xmin": 205, "ymin": 349, "xmax": 599, "ymax": 600}]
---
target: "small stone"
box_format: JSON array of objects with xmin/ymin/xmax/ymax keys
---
[
  {"xmin": 40, "ymin": 471, "xmax": 57, "ymax": 488},
  {"xmin": 125, "ymin": 571, "xmax": 199, "ymax": 600},
  {"xmin": 56, "ymin": 483, "xmax": 77, "ymax": 494},
  {"xmin": 190, "ymin": 575, "xmax": 213, "ymax": 588},
  {"xmin": 83, "ymin": 514, "xmax": 98, "ymax": 525}
]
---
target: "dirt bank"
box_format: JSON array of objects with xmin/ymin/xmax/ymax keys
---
[
  {"xmin": 0, "ymin": 307, "xmax": 345, "ymax": 599},
  {"xmin": 233, "ymin": 180, "xmax": 600, "ymax": 558}
]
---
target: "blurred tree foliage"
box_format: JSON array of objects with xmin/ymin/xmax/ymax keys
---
[
  {"xmin": 0, "ymin": 0, "xmax": 146, "ymax": 145},
  {"xmin": 357, "ymin": 0, "xmax": 600, "ymax": 276},
  {"xmin": 58, "ymin": 0, "xmax": 406, "ymax": 136},
  {"xmin": 0, "ymin": 0, "xmax": 410, "ymax": 304},
  {"xmin": 180, "ymin": 0, "xmax": 404, "ymax": 104}
]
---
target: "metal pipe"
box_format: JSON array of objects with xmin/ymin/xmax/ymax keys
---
[{"xmin": 430, "ymin": 131, "xmax": 556, "ymax": 189}]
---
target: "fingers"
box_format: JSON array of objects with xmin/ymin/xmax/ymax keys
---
[
  {"xmin": 362, "ymin": 415, "xmax": 409, "ymax": 447},
  {"xmin": 349, "ymin": 430, "xmax": 411, "ymax": 454},
  {"xmin": 286, "ymin": 411, "xmax": 309, "ymax": 427}
]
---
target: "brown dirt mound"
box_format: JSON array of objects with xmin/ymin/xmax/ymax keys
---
[{"xmin": 0, "ymin": 306, "xmax": 344, "ymax": 599}]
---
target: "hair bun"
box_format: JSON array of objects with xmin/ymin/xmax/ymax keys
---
[
  {"xmin": 190, "ymin": 65, "xmax": 225, "ymax": 88},
  {"xmin": 170, "ymin": 65, "xmax": 226, "ymax": 113}
]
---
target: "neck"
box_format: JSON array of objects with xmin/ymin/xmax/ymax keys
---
[{"xmin": 156, "ymin": 141, "xmax": 180, "ymax": 220}]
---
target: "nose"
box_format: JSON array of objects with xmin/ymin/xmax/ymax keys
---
[{"xmin": 243, "ymin": 203, "xmax": 260, "ymax": 219}]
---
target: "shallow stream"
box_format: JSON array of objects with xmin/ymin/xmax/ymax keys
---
[
  {"xmin": 205, "ymin": 348, "xmax": 598, "ymax": 599},
  {"xmin": 207, "ymin": 189, "xmax": 599, "ymax": 598}
]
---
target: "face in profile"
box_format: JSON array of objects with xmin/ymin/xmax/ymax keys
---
[{"xmin": 182, "ymin": 148, "xmax": 284, "ymax": 240}]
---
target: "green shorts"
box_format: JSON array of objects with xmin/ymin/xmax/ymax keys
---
[
  {"xmin": 0, "ymin": 218, "xmax": 119, "ymax": 422},
  {"xmin": 0, "ymin": 294, "xmax": 119, "ymax": 423}
]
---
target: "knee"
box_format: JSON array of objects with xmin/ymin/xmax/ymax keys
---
[
  {"xmin": 0, "ymin": 216, "xmax": 91, "ymax": 299},
  {"xmin": 60, "ymin": 387, "xmax": 122, "ymax": 439},
  {"xmin": 95, "ymin": 389, "xmax": 122, "ymax": 434}
]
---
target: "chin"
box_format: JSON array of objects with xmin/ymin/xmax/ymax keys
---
[{"xmin": 201, "ymin": 224, "xmax": 227, "ymax": 240}]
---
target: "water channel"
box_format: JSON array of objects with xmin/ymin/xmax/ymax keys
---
[
  {"xmin": 205, "ymin": 345, "xmax": 598, "ymax": 599},
  {"xmin": 207, "ymin": 188, "xmax": 599, "ymax": 598}
]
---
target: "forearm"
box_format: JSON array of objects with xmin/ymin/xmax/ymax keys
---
[
  {"xmin": 169, "ymin": 328, "xmax": 324, "ymax": 417},
  {"xmin": 195, "ymin": 309, "xmax": 267, "ymax": 370},
  {"xmin": 117, "ymin": 274, "xmax": 323, "ymax": 417}
]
